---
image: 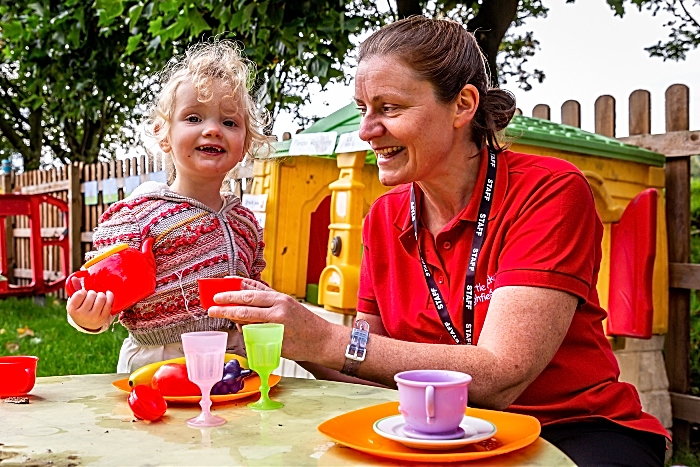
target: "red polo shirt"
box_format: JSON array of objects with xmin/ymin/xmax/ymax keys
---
[{"xmin": 358, "ymin": 148, "xmax": 668, "ymax": 438}]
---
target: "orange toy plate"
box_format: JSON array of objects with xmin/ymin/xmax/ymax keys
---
[
  {"xmin": 112, "ymin": 374, "xmax": 281, "ymax": 404},
  {"xmin": 317, "ymin": 402, "xmax": 540, "ymax": 463}
]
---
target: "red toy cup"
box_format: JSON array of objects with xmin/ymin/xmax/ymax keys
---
[
  {"xmin": 0, "ymin": 356, "xmax": 39, "ymax": 397},
  {"xmin": 198, "ymin": 277, "xmax": 243, "ymax": 310}
]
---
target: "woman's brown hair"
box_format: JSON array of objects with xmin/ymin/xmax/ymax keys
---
[{"xmin": 358, "ymin": 16, "xmax": 516, "ymax": 152}]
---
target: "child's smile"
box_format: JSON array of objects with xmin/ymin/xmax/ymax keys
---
[{"xmin": 197, "ymin": 145, "xmax": 226, "ymax": 155}]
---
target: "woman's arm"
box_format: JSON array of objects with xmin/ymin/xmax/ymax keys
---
[
  {"xmin": 209, "ymin": 280, "xmax": 577, "ymax": 409},
  {"xmin": 296, "ymin": 312, "xmax": 389, "ymax": 386}
]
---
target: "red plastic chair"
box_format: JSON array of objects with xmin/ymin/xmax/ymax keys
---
[
  {"xmin": 606, "ymin": 188, "xmax": 658, "ymax": 339},
  {"xmin": 0, "ymin": 194, "xmax": 70, "ymax": 297}
]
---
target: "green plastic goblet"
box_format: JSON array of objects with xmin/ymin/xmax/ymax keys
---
[{"xmin": 242, "ymin": 323, "xmax": 284, "ymax": 410}]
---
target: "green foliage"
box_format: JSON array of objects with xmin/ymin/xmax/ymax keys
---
[
  {"xmin": 605, "ymin": 0, "xmax": 700, "ymax": 61},
  {"xmin": 688, "ymin": 177, "xmax": 700, "ymax": 398},
  {"xmin": 496, "ymin": 0, "xmax": 547, "ymax": 90},
  {"xmin": 1, "ymin": 0, "xmax": 696, "ymax": 170},
  {"xmin": 691, "ymin": 178, "xmax": 700, "ymax": 228},
  {"xmin": 0, "ymin": 0, "xmax": 157, "ymax": 169},
  {"xmin": 589, "ymin": 0, "xmax": 700, "ymax": 60},
  {"xmin": 670, "ymin": 171, "xmax": 700, "ymax": 462},
  {"xmin": 0, "ymin": 0, "xmax": 382, "ymax": 169},
  {"xmin": 0, "ymin": 296, "xmax": 127, "ymax": 376},
  {"xmin": 669, "ymin": 445, "xmax": 700, "ymax": 467}
]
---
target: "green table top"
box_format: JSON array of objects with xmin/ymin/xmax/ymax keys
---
[{"xmin": 0, "ymin": 374, "xmax": 575, "ymax": 466}]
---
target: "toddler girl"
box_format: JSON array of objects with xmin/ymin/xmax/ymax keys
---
[{"xmin": 66, "ymin": 40, "xmax": 270, "ymax": 373}]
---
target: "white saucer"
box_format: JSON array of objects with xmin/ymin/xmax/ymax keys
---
[{"xmin": 373, "ymin": 414, "xmax": 497, "ymax": 451}]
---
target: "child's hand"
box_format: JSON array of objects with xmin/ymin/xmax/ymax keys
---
[{"xmin": 66, "ymin": 278, "xmax": 114, "ymax": 332}]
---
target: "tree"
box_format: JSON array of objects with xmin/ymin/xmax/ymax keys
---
[
  {"xmin": 608, "ymin": 0, "xmax": 700, "ymax": 61},
  {"xmin": 0, "ymin": 1, "xmax": 157, "ymax": 170},
  {"xmin": 129, "ymin": 0, "xmax": 382, "ymax": 126},
  {"xmin": 389, "ymin": 0, "xmax": 700, "ymax": 89},
  {"xmin": 1, "ymin": 0, "xmax": 696, "ymax": 170},
  {"xmin": 388, "ymin": 0, "xmax": 548, "ymax": 90},
  {"xmin": 0, "ymin": 0, "xmax": 379, "ymax": 169}
]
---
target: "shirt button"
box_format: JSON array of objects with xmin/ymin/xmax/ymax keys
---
[
  {"xmin": 443, "ymin": 241, "xmax": 452, "ymax": 250},
  {"xmin": 437, "ymin": 275, "xmax": 444, "ymax": 284}
]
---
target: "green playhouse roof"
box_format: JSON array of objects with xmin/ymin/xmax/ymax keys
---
[{"xmin": 273, "ymin": 103, "xmax": 665, "ymax": 167}]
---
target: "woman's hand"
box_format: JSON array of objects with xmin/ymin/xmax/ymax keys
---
[
  {"xmin": 238, "ymin": 279, "xmax": 274, "ymax": 292},
  {"xmin": 66, "ymin": 277, "xmax": 114, "ymax": 332},
  {"xmin": 208, "ymin": 278, "xmax": 338, "ymax": 362}
]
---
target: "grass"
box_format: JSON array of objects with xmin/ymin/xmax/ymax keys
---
[
  {"xmin": 0, "ymin": 296, "xmax": 127, "ymax": 376},
  {"xmin": 672, "ymin": 445, "xmax": 700, "ymax": 467}
]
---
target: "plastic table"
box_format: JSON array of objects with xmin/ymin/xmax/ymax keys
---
[{"xmin": 0, "ymin": 374, "xmax": 575, "ymax": 466}]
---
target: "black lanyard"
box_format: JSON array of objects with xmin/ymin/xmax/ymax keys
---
[{"xmin": 410, "ymin": 149, "xmax": 497, "ymax": 345}]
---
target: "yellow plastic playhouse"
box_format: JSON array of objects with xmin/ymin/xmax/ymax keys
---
[{"xmin": 251, "ymin": 103, "xmax": 668, "ymax": 335}]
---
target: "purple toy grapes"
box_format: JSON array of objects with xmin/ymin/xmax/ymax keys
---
[{"xmin": 211, "ymin": 359, "xmax": 254, "ymax": 395}]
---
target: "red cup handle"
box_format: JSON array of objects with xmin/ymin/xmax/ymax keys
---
[
  {"xmin": 65, "ymin": 270, "xmax": 89, "ymax": 296},
  {"xmin": 22, "ymin": 368, "xmax": 32, "ymax": 392}
]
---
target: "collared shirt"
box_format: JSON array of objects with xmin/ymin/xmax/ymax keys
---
[{"xmin": 358, "ymin": 148, "xmax": 668, "ymax": 437}]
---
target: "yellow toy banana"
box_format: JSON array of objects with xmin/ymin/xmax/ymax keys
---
[{"xmin": 128, "ymin": 353, "xmax": 247, "ymax": 388}]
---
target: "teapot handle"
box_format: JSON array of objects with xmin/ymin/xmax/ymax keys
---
[
  {"xmin": 65, "ymin": 270, "xmax": 89, "ymax": 296},
  {"xmin": 141, "ymin": 237, "xmax": 154, "ymax": 254}
]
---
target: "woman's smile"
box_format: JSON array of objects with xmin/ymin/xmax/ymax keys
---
[{"xmin": 374, "ymin": 145, "xmax": 406, "ymax": 163}]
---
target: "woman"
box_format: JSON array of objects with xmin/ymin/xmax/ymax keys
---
[{"xmin": 209, "ymin": 16, "xmax": 668, "ymax": 466}]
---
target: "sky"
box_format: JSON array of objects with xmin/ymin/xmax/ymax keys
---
[{"xmin": 271, "ymin": 0, "xmax": 700, "ymax": 140}]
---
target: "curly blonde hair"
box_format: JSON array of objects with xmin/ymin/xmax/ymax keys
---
[{"xmin": 146, "ymin": 40, "xmax": 271, "ymax": 161}]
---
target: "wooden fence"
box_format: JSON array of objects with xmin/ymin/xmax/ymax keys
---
[{"xmin": 0, "ymin": 153, "xmax": 253, "ymax": 299}]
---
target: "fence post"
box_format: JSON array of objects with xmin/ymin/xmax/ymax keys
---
[
  {"xmin": 629, "ymin": 90, "xmax": 651, "ymax": 136},
  {"xmin": 595, "ymin": 95, "xmax": 616, "ymax": 137},
  {"xmin": 664, "ymin": 84, "xmax": 691, "ymax": 449},
  {"xmin": 561, "ymin": 100, "xmax": 581, "ymax": 128},
  {"xmin": 0, "ymin": 174, "xmax": 10, "ymax": 194},
  {"xmin": 532, "ymin": 104, "xmax": 551, "ymax": 120},
  {"xmin": 1, "ymin": 173, "xmax": 15, "ymax": 283},
  {"xmin": 68, "ymin": 162, "xmax": 83, "ymax": 273}
]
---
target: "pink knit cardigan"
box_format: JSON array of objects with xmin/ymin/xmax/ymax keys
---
[{"xmin": 86, "ymin": 182, "xmax": 266, "ymax": 345}]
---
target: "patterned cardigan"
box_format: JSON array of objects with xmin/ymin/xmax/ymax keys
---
[{"xmin": 72, "ymin": 181, "xmax": 266, "ymax": 346}]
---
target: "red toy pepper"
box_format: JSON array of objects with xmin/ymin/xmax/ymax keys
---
[{"xmin": 128, "ymin": 385, "xmax": 167, "ymax": 421}]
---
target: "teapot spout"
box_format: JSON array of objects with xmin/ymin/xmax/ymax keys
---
[{"xmin": 141, "ymin": 237, "xmax": 156, "ymax": 269}]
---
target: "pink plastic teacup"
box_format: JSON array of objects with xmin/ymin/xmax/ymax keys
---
[
  {"xmin": 197, "ymin": 277, "xmax": 243, "ymax": 310},
  {"xmin": 394, "ymin": 370, "xmax": 472, "ymax": 437},
  {"xmin": 0, "ymin": 356, "xmax": 39, "ymax": 398}
]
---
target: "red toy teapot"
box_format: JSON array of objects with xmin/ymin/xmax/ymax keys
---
[{"xmin": 66, "ymin": 238, "xmax": 156, "ymax": 315}]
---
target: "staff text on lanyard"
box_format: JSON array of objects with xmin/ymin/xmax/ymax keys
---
[{"xmin": 409, "ymin": 149, "xmax": 497, "ymax": 345}]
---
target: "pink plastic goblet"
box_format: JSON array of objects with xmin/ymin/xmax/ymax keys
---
[{"xmin": 182, "ymin": 331, "xmax": 228, "ymax": 427}]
